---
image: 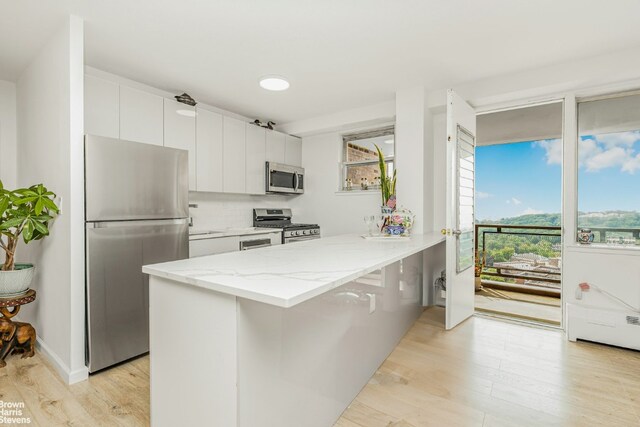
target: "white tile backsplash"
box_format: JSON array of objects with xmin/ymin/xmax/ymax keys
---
[{"xmin": 189, "ymin": 192, "xmax": 297, "ymax": 230}]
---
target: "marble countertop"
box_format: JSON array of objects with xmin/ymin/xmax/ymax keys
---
[
  {"xmin": 189, "ymin": 227, "xmax": 283, "ymax": 240},
  {"xmin": 143, "ymin": 232, "xmax": 445, "ymax": 308}
]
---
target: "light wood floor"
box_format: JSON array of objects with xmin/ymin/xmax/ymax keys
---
[{"xmin": 2, "ymin": 308, "xmax": 640, "ymax": 426}]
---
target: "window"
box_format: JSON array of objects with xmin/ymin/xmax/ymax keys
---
[
  {"xmin": 341, "ymin": 126, "xmax": 394, "ymax": 191},
  {"xmin": 577, "ymin": 91, "xmax": 640, "ymax": 246}
]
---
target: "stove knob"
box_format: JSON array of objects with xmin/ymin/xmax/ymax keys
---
[
  {"xmin": 293, "ymin": 231, "xmax": 299, "ymax": 236},
  {"xmin": 303, "ymin": 230, "xmax": 310, "ymax": 235},
  {"xmin": 313, "ymin": 229, "xmax": 319, "ymax": 235}
]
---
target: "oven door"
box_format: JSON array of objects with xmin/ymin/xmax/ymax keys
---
[
  {"xmin": 285, "ymin": 235, "xmax": 320, "ymax": 244},
  {"xmin": 266, "ymin": 162, "xmax": 304, "ymax": 194}
]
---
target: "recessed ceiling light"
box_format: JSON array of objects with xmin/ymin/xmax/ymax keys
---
[
  {"xmin": 176, "ymin": 109, "xmax": 197, "ymax": 117},
  {"xmin": 384, "ymin": 139, "xmax": 394, "ymax": 144},
  {"xmin": 259, "ymin": 76, "xmax": 290, "ymax": 91}
]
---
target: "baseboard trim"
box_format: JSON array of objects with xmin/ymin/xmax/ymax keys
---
[{"xmin": 36, "ymin": 337, "xmax": 88, "ymax": 385}]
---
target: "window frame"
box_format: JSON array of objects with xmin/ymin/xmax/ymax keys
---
[
  {"xmin": 340, "ymin": 125, "xmax": 395, "ymax": 192},
  {"xmin": 575, "ymin": 89, "xmax": 640, "ymax": 247}
]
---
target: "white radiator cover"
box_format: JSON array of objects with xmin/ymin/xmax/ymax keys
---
[{"xmin": 567, "ymin": 303, "xmax": 640, "ymax": 350}]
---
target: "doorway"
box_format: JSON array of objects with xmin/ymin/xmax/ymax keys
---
[{"xmin": 474, "ymin": 102, "xmax": 563, "ymax": 327}]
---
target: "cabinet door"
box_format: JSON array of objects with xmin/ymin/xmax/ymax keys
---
[
  {"xmin": 85, "ymin": 75, "xmax": 119, "ymax": 138},
  {"xmin": 245, "ymin": 125, "xmax": 266, "ymax": 195},
  {"xmin": 189, "ymin": 236, "xmax": 240, "ymax": 257},
  {"xmin": 285, "ymin": 135, "xmax": 302, "ymax": 167},
  {"xmin": 265, "ymin": 130, "xmax": 286, "ymax": 164},
  {"xmin": 196, "ymin": 108, "xmax": 224, "ymax": 193},
  {"xmin": 164, "ymin": 99, "xmax": 196, "ymax": 190},
  {"xmin": 120, "ymin": 86, "xmax": 164, "ymax": 146},
  {"xmin": 223, "ymin": 116, "xmax": 246, "ymax": 194}
]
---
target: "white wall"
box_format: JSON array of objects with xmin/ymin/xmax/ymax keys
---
[
  {"xmin": 16, "ymin": 15, "xmax": 86, "ymax": 384},
  {"xmin": 0, "ymin": 80, "xmax": 17, "ymax": 189},
  {"xmin": 292, "ymin": 132, "xmax": 380, "ymax": 237}
]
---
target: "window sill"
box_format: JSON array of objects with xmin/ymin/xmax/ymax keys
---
[
  {"xmin": 335, "ymin": 190, "xmax": 380, "ymax": 196},
  {"xmin": 565, "ymin": 243, "xmax": 640, "ymax": 256}
]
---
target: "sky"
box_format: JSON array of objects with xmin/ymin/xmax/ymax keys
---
[{"xmin": 475, "ymin": 130, "xmax": 640, "ymax": 221}]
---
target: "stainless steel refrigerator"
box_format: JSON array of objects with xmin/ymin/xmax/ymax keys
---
[{"xmin": 85, "ymin": 135, "xmax": 189, "ymax": 372}]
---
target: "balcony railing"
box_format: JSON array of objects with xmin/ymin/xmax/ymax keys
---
[
  {"xmin": 583, "ymin": 227, "xmax": 640, "ymax": 245},
  {"xmin": 475, "ymin": 224, "xmax": 562, "ymax": 295}
]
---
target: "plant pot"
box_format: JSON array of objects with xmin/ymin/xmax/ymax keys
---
[
  {"xmin": 474, "ymin": 276, "xmax": 482, "ymax": 292},
  {"xmin": 0, "ymin": 264, "xmax": 35, "ymax": 297},
  {"xmin": 384, "ymin": 225, "xmax": 406, "ymax": 236}
]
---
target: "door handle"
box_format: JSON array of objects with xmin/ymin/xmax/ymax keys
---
[
  {"xmin": 441, "ymin": 229, "xmax": 462, "ymax": 236},
  {"xmin": 294, "ymin": 173, "xmax": 300, "ymax": 191}
]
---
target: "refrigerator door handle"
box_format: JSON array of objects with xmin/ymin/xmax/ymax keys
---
[{"xmin": 87, "ymin": 218, "xmax": 190, "ymax": 229}]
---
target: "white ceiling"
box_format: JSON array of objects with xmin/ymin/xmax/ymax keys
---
[{"xmin": 3, "ymin": 0, "xmax": 640, "ymax": 124}]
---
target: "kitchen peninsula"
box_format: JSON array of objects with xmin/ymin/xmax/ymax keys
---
[{"xmin": 143, "ymin": 233, "xmax": 444, "ymax": 427}]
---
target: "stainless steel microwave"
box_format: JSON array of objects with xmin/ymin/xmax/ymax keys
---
[{"xmin": 266, "ymin": 162, "xmax": 304, "ymax": 194}]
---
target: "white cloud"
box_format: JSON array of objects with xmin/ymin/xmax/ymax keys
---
[
  {"xmin": 507, "ymin": 197, "xmax": 522, "ymax": 206},
  {"xmin": 579, "ymin": 132, "xmax": 640, "ymax": 174},
  {"xmin": 521, "ymin": 207, "xmax": 543, "ymax": 215},
  {"xmin": 595, "ymin": 131, "xmax": 640, "ymax": 148},
  {"xmin": 535, "ymin": 139, "xmax": 562, "ymax": 165},
  {"xmin": 476, "ymin": 191, "xmax": 492, "ymax": 199},
  {"xmin": 584, "ymin": 146, "xmax": 628, "ymax": 172},
  {"xmin": 622, "ymin": 152, "xmax": 640, "ymax": 174}
]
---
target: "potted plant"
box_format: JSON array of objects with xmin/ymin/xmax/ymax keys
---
[
  {"xmin": 375, "ymin": 144, "xmax": 396, "ymax": 211},
  {"xmin": 375, "ymin": 144, "xmax": 397, "ymax": 233},
  {"xmin": 0, "ymin": 181, "xmax": 59, "ymax": 297}
]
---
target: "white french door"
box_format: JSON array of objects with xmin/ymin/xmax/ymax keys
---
[{"xmin": 444, "ymin": 89, "xmax": 477, "ymax": 330}]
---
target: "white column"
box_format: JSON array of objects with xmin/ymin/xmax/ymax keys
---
[{"xmin": 395, "ymin": 87, "xmax": 434, "ymax": 233}]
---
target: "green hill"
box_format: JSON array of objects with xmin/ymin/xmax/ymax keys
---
[{"xmin": 479, "ymin": 211, "xmax": 640, "ymax": 228}]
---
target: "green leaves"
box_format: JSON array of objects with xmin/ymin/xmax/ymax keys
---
[
  {"xmin": 374, "ymin": 144, "xmax": 397, "ymax": 205},
  {"xmin": 0, "ymin": 182, "xmax": 59, "ymax": 270}
]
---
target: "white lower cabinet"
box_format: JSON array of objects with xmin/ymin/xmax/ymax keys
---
[
  {"xmin": 223, "ymin": 116, "xmax": 246, "ymax": 194},
  {"xmin": 189, "ymin": 236, "xmax": 240, "ymax": 258},
  {"xmin": 189, "ymin": 232, "xmax": 281, "ymax": 258},
  {"xmin": 245, "ymin": 125, "xmax": 266, "ymax": 195}
]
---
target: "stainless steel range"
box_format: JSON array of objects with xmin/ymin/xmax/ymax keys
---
[{"xmin": 253, "ymin": 208, "xmax": 320, "ymax": 244}]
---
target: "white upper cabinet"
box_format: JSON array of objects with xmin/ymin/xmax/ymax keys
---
[
  {"xmin": 119, "ymin": 86, "xmax": 164, "ymax": 146},
  {"xmin": 196, "ymin": 108, "xmax": 224, "ymax": 193},
  {"xmin": 164, "ymin": 99, "xmax": 196, "ymax": 190},
  {"xmin": 85, "ymin": 75, "xmax": 119, "ymax": 138},
  {"xmin": 245, "ymin": 124, "xmax": 266, "ymax": 195},
  {"xmin": 223, "ymin": 116, "xmax": 246, "ymax": 194},
  {"xmin": 285, "ymin": 135, "xmax": 302, "ymax": 167},
  {"xmin": 265, "ymin": 130, "xmax": 286, "ymax": 164}
]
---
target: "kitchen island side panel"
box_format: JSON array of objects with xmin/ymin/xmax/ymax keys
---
[
  {"xmin": 236, "ymin": 253, "xmax": 423, "ymax": 427},
  {"xmin": 149, "ymin": 276, "xmax": 238, "ymax": 427}
]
